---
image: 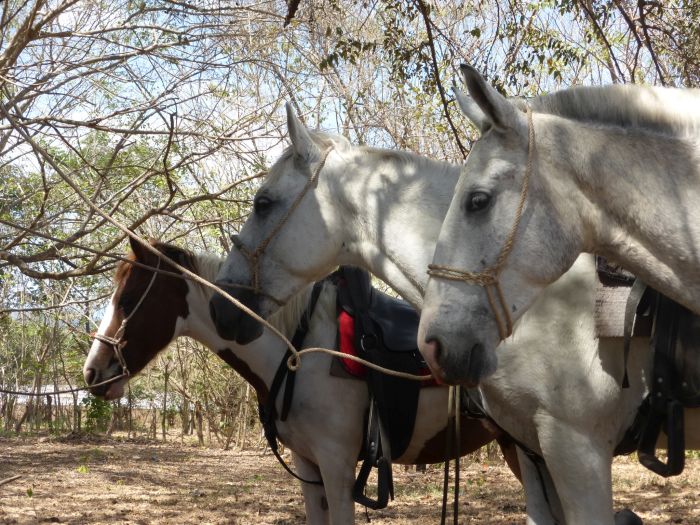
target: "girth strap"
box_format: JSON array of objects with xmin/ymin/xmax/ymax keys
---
[{"xmin": 258, "ymin": 282, "xmax": 324, "ymax": 485}]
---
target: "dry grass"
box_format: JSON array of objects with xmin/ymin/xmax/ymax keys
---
[{"xmin": 0, "ymin": 436, "xmax": 698, "ymax": 524}]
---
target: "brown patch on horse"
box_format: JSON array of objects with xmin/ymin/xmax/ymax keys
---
[
  {"xmin": 217, "ymin": 348, "xmax": 269, "ymax": 404},
  {"xmin": 106, "ymin": 241, "xmax": 194, "ymax": 375},
  {"xmin": 496, "ymin": 434, "xmax": 522, "ymax": 481},
  {"xmin": 411, "ymin": 415, "xmax": 502, "ymax": 465}
]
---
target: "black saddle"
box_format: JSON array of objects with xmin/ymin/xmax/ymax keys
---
[
  {"xmin": 338, "ymin": 270, "xmax": 423, "ymax": 354},
  {"xmin": 334, "ymin": 266, "xmax": 426, "ymax": 510},
  {"xmin": 617, "ymin": 277, "xmax": 700, "ymax": 477}
]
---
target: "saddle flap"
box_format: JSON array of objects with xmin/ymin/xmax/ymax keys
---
[{"xmin": 367, "ymin": 288, "xmax": 421, "ymax": 353}]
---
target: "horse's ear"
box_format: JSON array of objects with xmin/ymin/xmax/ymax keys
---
[
  {"xmin": 129, "ymin": 235, "xmax": 151, "ymax": 262},
  {"xmin": 459, "ymin": 64, "xmax": 524, "ymax": 133},
  {"xmin": 285, "ymin": 102, "xmax": 320, "ymax": 163},
  {"xmin": 453, "ymin": 83, "xmax": 489, "ymax": 133}
]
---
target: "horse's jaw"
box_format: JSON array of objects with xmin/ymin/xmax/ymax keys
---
[{"xmin": 103, "ymin": 377, "xmax": 128, "ymax": 400}]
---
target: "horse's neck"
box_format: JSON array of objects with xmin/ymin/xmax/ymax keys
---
[
  {"xmin": 333, "ymin": 149, "xmax": 461, "ymax": 308},
  {"xmin": 544, "ymin": 116, "xmax": 700, "ymax": 312}
]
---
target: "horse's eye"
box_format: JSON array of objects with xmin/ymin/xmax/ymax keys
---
[
  {"xmin": 253, "ymin": 195, "xmax": 273, "ymax": 215},
  {"xmin": 465, "ymin": 191, "xmax": 492, "ymax": 213},
  {"xmin": 119, "ymin": 298, "xmax": 135, "ymax": 314}
]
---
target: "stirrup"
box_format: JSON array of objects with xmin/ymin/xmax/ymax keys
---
[{"xmin": 637, "ymin": 398, "xmax": 685, "ymax": 477}]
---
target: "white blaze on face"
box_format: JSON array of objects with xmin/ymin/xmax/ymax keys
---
[{"xmin": 84, "ymin": 293, "xmax": 118, "ymax": 372}]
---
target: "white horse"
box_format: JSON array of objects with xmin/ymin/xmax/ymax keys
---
[
  {"xmin": 419, "ymin": 65, "xmax": 700, "ymax": 383},
  {"xmin": 210, "ymin": 104, "xmax": 699, "ymax": 524},
  {"xmin": 83, "ymin": 237, "xmax": 519, "ymax": 525}
]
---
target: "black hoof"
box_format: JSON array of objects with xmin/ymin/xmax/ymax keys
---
[{"xmin": 615, "ymin": 508, "xmax": 643, "ymax": 525}]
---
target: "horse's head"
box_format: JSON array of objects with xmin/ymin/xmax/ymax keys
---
[
  {"xmin": 210, "ymin": 103, "xmax": 352, "ymax": 344},
  {"xmin": 419, "ymin": 65, "xmax": 580, "ymax": 386},
  {"xmin": 83, "ymin": 238, "xmax": 192, "ymax": 399}
]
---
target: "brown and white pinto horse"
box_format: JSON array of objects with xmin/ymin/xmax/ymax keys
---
[{"xmin": 83, "ymin": 238, "xmax": 521, "ymax": 525}]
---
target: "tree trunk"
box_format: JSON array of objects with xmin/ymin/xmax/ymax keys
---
[
  {"xmin": 161, "ymin": 367, "xmax": 169, "ymax": 442},
  {"xmin": 195, "ymin": 401, "xmax": 204, "ymax": 446},
  {"xmin": 127, "ymin": 386, "xmax": 133, "ymax": 439},
  {"xmin": 46, "ymin": 394, "xmax": 53, "ymax": 432}
]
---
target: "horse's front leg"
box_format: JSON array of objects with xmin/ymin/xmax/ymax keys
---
[
  {"xmin": 517, "ymin": 447, "xmax": 562, "ymax": 525},
  {"xmin": 538, "ymin": 418, "xmax": 616, "ymax": 525},
  {"xmin": 292, "ymin": 452, "xmax": 330, "ymax": 525},
  {"xmin": 315, "ymin": 449, "xmax": 357, "ymax": 525}
]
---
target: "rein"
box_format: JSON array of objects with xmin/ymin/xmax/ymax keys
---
[
  {"xmin": 427, "ymin": 107, "xmax": 535, "ymax": 340},
  {"xmin": 232, "ymin": 146, "xmax": 334, "ymax": 301}
]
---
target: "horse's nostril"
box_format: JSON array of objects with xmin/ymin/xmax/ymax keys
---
[{"xmin": 84, "ymin": 367, "xmax": 97, "ymax": 385}]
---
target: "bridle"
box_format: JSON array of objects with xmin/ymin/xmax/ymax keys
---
[
  {"xmin": 93, "ymin": 258, "xmax": 162, "ymax": 377},
  {"xmin": 427, "ymin": 107, "xmax": 535, "ymax": 341},
  {"xmin": 231, "ymin": 147, "xmax": 334, "ymax": 300}
]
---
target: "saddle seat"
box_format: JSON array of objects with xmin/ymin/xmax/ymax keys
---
[{"xmin": 365, "ymin": 288, "xmax": 424, "ymax": 352}]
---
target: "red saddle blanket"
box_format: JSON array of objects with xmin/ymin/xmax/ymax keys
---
[{"xmin": 337, "ymin": 310, "xmax": 437, "ymax": 386}]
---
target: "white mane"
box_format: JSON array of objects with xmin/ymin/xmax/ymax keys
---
[
  {"xmin": 266, "ymin": 282, "xmax": 337, "ymax": 340},
  {"xmin": 530, "ymin": 84, "xmax": 700, "ymax": 137},
  {"xmin": 360, "ymin": 146, "xmax": 458, "ymax": 178},
  {"xmin": 192, "ymin": 252, "xmax": 224, "ymax": 283},
  {"xmin": 264, "ymin": 128, "xmax": 457, "ymax": 193}
]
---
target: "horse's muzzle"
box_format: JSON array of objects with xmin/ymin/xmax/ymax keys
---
[
  {"xmin": 209, "ymin": 283, "xmax": 263, "ymax": 344},
  {"xmin": 83, "ymin": 361, "xmax": 123, "ymax": 398}
]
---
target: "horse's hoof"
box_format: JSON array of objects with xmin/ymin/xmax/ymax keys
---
[{"xmin": 615, "ymin": 508, "xmax": 643, "ymax": 525}]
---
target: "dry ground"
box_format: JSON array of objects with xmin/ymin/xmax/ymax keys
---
[{"xmin": 0, "ymin": 435, "xmax": 698, "ymax": 524}]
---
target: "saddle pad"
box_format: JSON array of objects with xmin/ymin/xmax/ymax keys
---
[
  {"xmin": 338, "ymin": 311, "xmax": 366, "ymax": 378},
  {"xmin": 595, "ymin": 281, "xmax": 652, "ymax": 338}
]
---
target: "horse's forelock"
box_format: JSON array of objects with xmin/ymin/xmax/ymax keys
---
[
  {"xmin": 114, "ymin": 252, "xmax": 137, "ymax": 285},
  {"xmin": 115, "ymin": 242, "xmax": 200, "ymax": 288}
]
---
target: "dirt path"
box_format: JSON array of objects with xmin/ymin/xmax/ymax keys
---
[{"xmin": 0, "ymin": 436, "xmax": 698, "ymax": 524}]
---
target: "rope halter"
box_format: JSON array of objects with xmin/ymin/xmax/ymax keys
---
[
  {"xmin": 232, "ymin": 146, "xmax": 334, "ymax": 300},
  {"xmin": 427, "ymin": 107, "xmax": 535, "ymax": 341},
  {"xmin": 93, "ymin": 257, "xmax": 162, "ymax": 377}
]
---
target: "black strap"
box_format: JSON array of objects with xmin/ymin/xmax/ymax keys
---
[
  {"xmin": 280, "ymin": 282, "xmax": 324, "ymax": 421},
  {"xmin": 637, "ymin": 293, "xmax": 686, "ymax": 477},
  {"xmin": 258, "ymin": 282, "xmax": 324, "ymax": 485},
  {"xmin": 622, "ymin": 279, "xmax": 650, "ymax": 388},
  {"xmin": 440, "ymin": 387, "xmax": 460, "ymax": 525}
]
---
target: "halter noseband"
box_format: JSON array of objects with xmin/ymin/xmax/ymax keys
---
[
  {"xmin": 233, "ymin": 146, "xmax": 334, "ymax": 300},
  {"xmin": 427, "ymin": 107, "xmax": 535, "ymax": 341},
  {"xmin": 93, "ymin": 257, "xmax": 162, "ymax": 377}
]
